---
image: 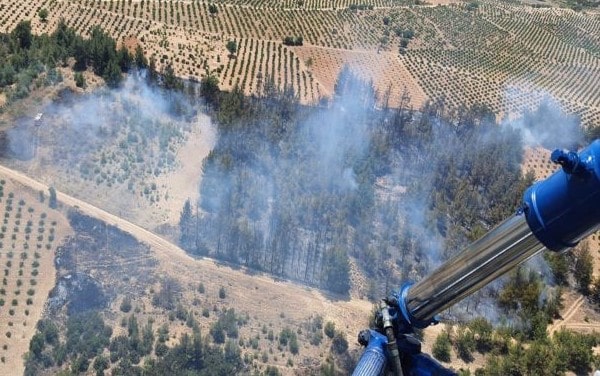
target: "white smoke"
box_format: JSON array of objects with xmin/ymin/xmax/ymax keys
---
[{"xmin": 503, "ymin": 86, "xmax": 583, "ymax": 149}]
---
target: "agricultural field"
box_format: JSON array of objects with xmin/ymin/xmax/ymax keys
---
[
  {"xmin": 1, "ymin": 0, "xmax": 599, "ymax": 124},
  {"xmin": 0, "ymin": 178, "xmax": 69, "ymax": 376},
  {"xmin": 0, "ymin": 0, "xmax": 600, "ymax": 373}
]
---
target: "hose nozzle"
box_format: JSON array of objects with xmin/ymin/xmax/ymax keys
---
[{"xmin": 551, "ymin": 149, "xmax": 584, "ymax": 175}]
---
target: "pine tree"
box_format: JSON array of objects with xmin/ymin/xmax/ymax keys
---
[
  {"xmin": 574, "ymin": 244, "xmax": 593, "ymax": 295},
  {"xmin": 117, "ymin": 46, "xmax": 132, "ymax": 72},
  {"xmin": 134, "ymin": 45, "xmax": 147, "ymax": 69},
  {"xmin": 321, "ymin": 247, "xmax": 350, "ymax": 294},
  {"xmin": 48, "ymin": 187, "xmax": 57, "ymax": 209},
  {"xmin": 12, "ymin": 21, "xmax": 32, "ymax": 50},
  {"xmin": 103, "ymin": 58, "xmax": 122, "ymax": 88},
  {"xmin": 179, "ymin": 199, "xmax": 195, "ymax": 251}
]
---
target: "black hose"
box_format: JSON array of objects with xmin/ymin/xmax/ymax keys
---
[{"xmin": 385, "ymin": 327, "xmax": 403, "ymax": 376}]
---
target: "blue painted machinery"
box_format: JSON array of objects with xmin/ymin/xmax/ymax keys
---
[{"xmin": 353, "ymin": 140, "xmax": 600, "ymax": 376}]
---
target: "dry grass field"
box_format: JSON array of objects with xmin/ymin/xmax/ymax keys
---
[
  {"xmin": 0, "ymin": 163, "xmax": 372, "ymax": 375},
  {"xmin": 0, "ymin": 0, "xmax": 598, "ymax": 124},
  {"xmin": 0, "ymin": 75, "xmax": 216, "ymax": 235}
]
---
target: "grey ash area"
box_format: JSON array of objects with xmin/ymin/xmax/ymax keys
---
[{"xmin": 48, "ymin": 210, "xmax": 157, "ymax": 315}]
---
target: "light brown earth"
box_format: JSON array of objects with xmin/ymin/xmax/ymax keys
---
[
  {"xmin": 549, "ymin": 294, "xmax": 585, "ymax": 335},
  {"xmin": 0, "ymin": 0, "xmax": 598, "ymax": 370},
  {"xmin": 3, "ymin": 0, "xmax": 599, "ymax": 126},
  {"xmin": 0, "ymin": 74, "xmax": 216, "ymax": 237},
  {"xmin": 294, "ymin": 47, "xmax": 427, "ymax": 108},
  {"xmin": 0, "ymin": 163, "xmax": 373, "ymax": 374},
  {"xmin": 425, "ymin": 0, "xmax": 462, "ymax": 5},
  {"xmin": 153, "ymin": 114, "xmax": 216, "ymax": 226}
]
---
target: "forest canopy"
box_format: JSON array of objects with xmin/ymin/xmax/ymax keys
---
[{"xmin": 184, "ymin": 68, "xmax": 531, "ymax": 299}]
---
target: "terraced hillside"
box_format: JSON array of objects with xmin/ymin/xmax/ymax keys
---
[{"xmin": 2, "ymin": 0, "xmax": 600, "ymax": 123}]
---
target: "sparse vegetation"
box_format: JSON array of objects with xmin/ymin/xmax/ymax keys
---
[
  {"xmin": 324, "ymin": 321, "xmax": 336, "ymax": 339},
  {"xmin": 74, "ymin": 72, "xmax": 86, "ymax": 89}
]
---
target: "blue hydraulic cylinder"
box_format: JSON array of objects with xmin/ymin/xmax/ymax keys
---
[
  {"xmin": 354, "ymin": 140, "xmax": 600, "ymax": 376},
  {"xmin": 523, "ymin": 140, "xmax": 600, "ymax": 252},
  {"xmin": 352, "ymin": 330, "xmax": 387, "ymax": 376},
  {"xmin": 352, "ymin": 329, "xmax": 456, "ymax": 376},
  {"xmin": 395, "ymin": 140, "xmax": 600, "ymax": 329}
]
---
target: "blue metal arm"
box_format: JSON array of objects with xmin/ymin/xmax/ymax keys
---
[
  {"xmin": 352, "ymin": 330, "xmax": 387, "ymax": 376},
  {"xmin": 353, "ymin": 140, "xmax": 600, "ymax": 375}
]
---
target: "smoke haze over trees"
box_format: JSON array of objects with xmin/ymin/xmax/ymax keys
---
[{"xmin": 183, "ymin": 68, "xmax": 532, "ymax": 300}]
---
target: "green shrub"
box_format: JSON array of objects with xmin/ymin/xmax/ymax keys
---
[
  {"xmin": 432, "ymin": 330, "xmax": 452, "ymax": 362},
  {"xmin": 324, "ymin": 321, "xmax": 335, "ymax": 338},
  {"xmin": 455, "ymin": 326, "xmax": 476, "ymax": 362},
  {"xmin": 120, "ymin": 296, "xmax": 132, "ymax": 313}
]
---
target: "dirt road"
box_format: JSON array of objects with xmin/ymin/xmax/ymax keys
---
[
  {"xmin": 0, "ymin": 164, "xmax": 290, "ymax": 284},
  {"xmin": 0, "ymin": 163, "xmax": 198, "ymax": 273},
  {"xmin": 549, "ymin": 296, "xmax": 585, "ymax": 335},
  {"xmin": 0, "ymin": 163, "xmax": 372, "ymax": 330}
]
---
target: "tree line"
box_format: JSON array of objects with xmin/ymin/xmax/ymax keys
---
[
  {"xmin": 0, "ymin": 19, "xmax": 187, "ymax": 106},
  {"xmin": 0, "ymin": 20, "xmax": 144, "ymax": 105},
  {"xmin": 25, "ymin": 310, "xmax": 244, "ymax": 376},
  {"xmin": 180, "ymin": 67, "xmax": 531, "ymax": 298}
]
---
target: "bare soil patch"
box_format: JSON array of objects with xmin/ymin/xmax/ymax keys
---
[
  {"xmin": 521, "ymin": 146, "xmax": 557, "ymax": 179},
  {"xmin": 121, "ymin": 36, "xmax": 140, "ymax": 54},
  {"xmin": 0, "ymin": 163, "xmax": 372, "ymax": 374},
  {"xmin": 4, "ymin": 0, "xmax": 600, "ymax": 127},
  {"xmin": 424, "ymin": 0, "xmax": 463, "ymax": 5},
  {"xmin": 1, "ymin": 77, "xmax": 216, "ymax": 235},
  {"xmin": 549, "ymin": 289, "xmax": 600, "ymax": 335},
  {"xmin": 153, "ymin": 113, "xmax": 216, "ymax": 227}
]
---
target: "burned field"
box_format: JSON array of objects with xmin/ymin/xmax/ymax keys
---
[
  {"xmin": 48, "ymin": 211, "xmax": 157, "ymax": 316},
  {"xmin": 24, "ymin": 195, "xmax": 369, "ymax": 375}
]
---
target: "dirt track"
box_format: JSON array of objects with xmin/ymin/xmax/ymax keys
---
[
  {"xmin": 0, "ymin": 164, "xmax": 313, "ymax": 289},
  {"xmin": 0, "ymin": 163, "xmax": 372, "ymax": 349},
  {"xmin": 0, "ymin": 164, "xmax": 196, "ymax": 272},
  {"xmin": 549, "ymin": 296, "xmax": 586, "ymax": 335}
]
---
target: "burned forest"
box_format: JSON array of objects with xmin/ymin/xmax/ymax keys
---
[{"xmin": 186, "ymin": 70, "xmax": 532, "ymax": 300}]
